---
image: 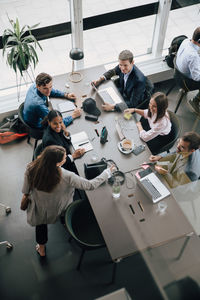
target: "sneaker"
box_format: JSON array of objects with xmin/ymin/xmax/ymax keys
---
[{"xmin": 188, "ymin": 97, "xmax": 200, "ymax": 113}]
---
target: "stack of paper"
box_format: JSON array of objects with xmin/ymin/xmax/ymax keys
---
[{"xmin": 71, "ymin": 131, "xmax": 93, "ymax": 152}]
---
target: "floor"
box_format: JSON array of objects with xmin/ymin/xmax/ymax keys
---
[{"xmin": 0, "ymin": 79, "xmax": 199, "ymax": 300}]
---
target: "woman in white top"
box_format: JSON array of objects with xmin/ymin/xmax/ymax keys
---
[
  {"xmin": 21, "ymin": 145, "xmax": 112, "ymax": 257},
  {"xmin": 124, "ymin": 92, "xmax": 172, "ymax": 154}
]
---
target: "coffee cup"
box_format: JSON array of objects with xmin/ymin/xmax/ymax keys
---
[{"xmin": 122, "ymin": 139, "xmax": 132, "ymax": 150}]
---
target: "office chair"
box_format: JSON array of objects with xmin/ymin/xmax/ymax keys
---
[
  {"xmin": 65, "ymin": 199, "xmax": 117, "ymax": 283},
  {"xmin": 156, "ymin": 110, "xmax": 181, "ymax": 154},
  {"xmin": 33, "ymin": 142, "xmax": 43, "ymax": 160},
  {"xmin": 18, "ymin": 102, "xmax": 43, "ymax": 160},
  {"xmin": 69, "ymin": 48, "xmax": 84, "ymax": 83},
  {"xmin": 166, "ymin": 59, "xmax": 199, "ymax": 114}
]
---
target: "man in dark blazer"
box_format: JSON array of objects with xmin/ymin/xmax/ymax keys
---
[{"xmin": 92, "ymin": 50, "xmax": 153, "ymax": 112}]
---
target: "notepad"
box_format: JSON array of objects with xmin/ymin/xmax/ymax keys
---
[
  {"xmin": 71, "ymin": 131, "xmax": 93, "ymax": 152},
  {"xmin": 58, "ymin": 101, "xmax": 76, "ymax": 113}
]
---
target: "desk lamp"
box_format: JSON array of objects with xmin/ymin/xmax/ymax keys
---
[{"xmin": 69, "ymin": 48, "xmax": 84, "ymax": 83}]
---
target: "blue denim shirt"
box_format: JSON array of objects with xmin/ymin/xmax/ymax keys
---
[{"xmin": 23, "ymin": 84, "xmax": 73, "ymax": 128}]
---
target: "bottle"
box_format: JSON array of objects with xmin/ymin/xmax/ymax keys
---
[{"xmin": 112, "ymin": 178, "xmax": 120, "ymax": 199}]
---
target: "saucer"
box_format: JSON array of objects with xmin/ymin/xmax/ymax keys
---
[{"xmin": 117, "ymin": 141, "xmax": 135, "ymax": 154}]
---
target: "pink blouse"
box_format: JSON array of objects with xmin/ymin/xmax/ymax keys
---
[{"xmin": 139, "ymin": 109, "xmax": 172, "ymax": 142}]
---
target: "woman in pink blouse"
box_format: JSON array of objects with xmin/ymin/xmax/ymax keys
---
[{"xmin": 124, "ymin": 92, "xmax": 172, "ymax": 154}]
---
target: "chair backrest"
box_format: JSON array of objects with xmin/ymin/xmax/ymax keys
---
[
  {"xmin": 174, "ymin": 59, "xmax": 197, "ymax": 92},
  {"xmin": 65, "ymin": 200, "xmax": 105, "ymax": 250},
  {"xmin": 18, "ymin": 102, "xmax": 43, "ymax": 140},
  {"xmin": 18, "ymin": 102, "xmax": 30, "ymax": 129},
  {"xmin": 33, "ymin": 143, "xmax": 43, "ymax": 160},
  {"xmin": 158, "ymin": 110, "xmax": 181, "ymax": 154}
]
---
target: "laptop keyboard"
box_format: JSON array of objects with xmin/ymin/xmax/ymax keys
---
[
  {"xmin": 99, "ymin": 90, "xmax": 114, "ymax": 104},
  {"xmin": 141, "ymin": 178, "xmax": 162, "ymax": 200}
]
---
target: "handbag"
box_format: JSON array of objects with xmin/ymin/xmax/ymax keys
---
[
  {"xmin": 84, "ymin": 158, "xmax": 107, "ymax": 180},
  {"xmin": 20, "ymin": 194, "xmax": 30, "ymax": 211}
]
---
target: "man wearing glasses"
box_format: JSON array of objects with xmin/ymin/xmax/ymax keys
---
[{"xmin": 149, "ymin": 132, "xmax": 200, "ymax": 188}]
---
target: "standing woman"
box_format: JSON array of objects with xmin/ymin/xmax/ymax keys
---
[
  {"xmin": 124, "ymin": 92, "xmax": 172, "ymax": 154},
  {"xmin": 21, "ymin": 145, "xmax": 112, "ymax": 257},
  {"xmin": 41, "ymin": 110, "xmax": 85, "ymax": 172}
]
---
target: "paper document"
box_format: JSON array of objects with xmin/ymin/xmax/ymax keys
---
[
  {"xmin": 71, "ymin": 131, "xmax": 93, "ymax": 152},
  {"xmin": 58, "ymin": 101, "xmax": 76, "ymax": 113}
]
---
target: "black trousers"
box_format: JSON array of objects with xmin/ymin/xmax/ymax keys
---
[
  {"xmin": 140, "ymin": 117, "xmax": 173, "ymax": 155},
  {"xmin": 36, "ymin": 224, "xmax": 48, "ymax": 245}
]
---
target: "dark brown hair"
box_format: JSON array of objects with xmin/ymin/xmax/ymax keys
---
[
  {"xmin": 182, "ymin": 131, "xmax": 200, "ymax": 151},
  {"xmin": 148, "ymin": 92, "xmax": 168, "ymax": 123},
  {"xmin": 36, "ymin": 73, "xmax": 52, "ymax": 86},
  {"xmin": 192, "ymin": 27, "xmax": 200, "ymax": 42},
  {"xmin": 118, "ymin": 50, "xmax": 134, "ymax": 63},
  {"xmin": 27, "ymin": 145, "xmax": 66, "ymax": 192},
  {"xmin": 41, "ymin": 110, "xmax": 62, "ymax": 128}
]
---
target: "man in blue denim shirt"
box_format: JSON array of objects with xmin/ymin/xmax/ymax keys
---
[{"xmin": 23, "ymin": 73, "xmax": 81, "ymax": 128}]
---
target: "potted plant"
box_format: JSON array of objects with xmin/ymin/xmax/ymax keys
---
[{"xmin": 2, "ymin": 17, "xmax": 42, "ymax": 76}]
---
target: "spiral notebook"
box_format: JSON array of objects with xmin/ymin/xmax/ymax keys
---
[{"xmin": 71, "ymin": 131, "xmax": 93, "ymax": 152}]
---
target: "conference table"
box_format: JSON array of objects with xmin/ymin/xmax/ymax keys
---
[{"xmin": 50, "ymin": 64, "xmax": 200, "ymax": 297}]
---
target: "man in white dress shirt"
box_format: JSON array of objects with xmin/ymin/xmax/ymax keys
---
[{"xmin": 176, "ymin": 27, "xmax": 200, "ymax": 114}]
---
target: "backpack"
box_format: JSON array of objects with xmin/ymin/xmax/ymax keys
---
[
  {"xmin": 0, "ymin": 131, "xmax": 28, "ymax": 145},
  {"xmin": 164, "ymin": 35, "xmax": 188, "ymax": 68}
]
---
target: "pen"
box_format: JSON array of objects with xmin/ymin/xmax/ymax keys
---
[
  {"xmin": 138, "ymin": 201, "xmax": 144, "ymax": 212},
  {"xmin": 95, "ymin": 129, "xmax": 99, "ymax": 137},
  {"xmin": 78, "ymin": 141, "xmax": 89, "ymax": 147}
]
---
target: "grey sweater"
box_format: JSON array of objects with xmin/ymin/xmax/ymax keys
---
[{"xmin": 22, "ymin": 167, "xmax": 109, "ymax": 226}]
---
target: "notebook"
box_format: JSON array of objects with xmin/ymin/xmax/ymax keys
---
[
  {"xmin": 92, "ymin": 83, "xmax": 122, "ymax": 105},
  {"xmin": 135, "ymin": 172, "xmax": 170, "ymax": 203},
  {"xmin": 71, "ymin": 131, "xmax": 93, "ymax": 152},
  {"xmin": 57, "ymin": 101, "xmax": 76, "ymax": 113}
]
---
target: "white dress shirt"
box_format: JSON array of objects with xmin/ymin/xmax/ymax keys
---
[
  {"xmin": 139, "ymin": 110, "xmax": 172, "ymax": 142},
  {"xmin": 176, "ymin": 39, "xmax": 200, "ymax": 82}
]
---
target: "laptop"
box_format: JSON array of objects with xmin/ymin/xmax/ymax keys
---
[
  {"xmin": 135, "ymin": 172, "xmax": 170, "ymax": 203},
  {"xmin": 92, "ymin": 83, "xmax": 122, "ymax": 105}
]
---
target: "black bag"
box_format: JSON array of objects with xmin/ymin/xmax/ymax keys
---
[
  {"xmin": 84, "ymin": 158, "xmax": 107, "ymax": 179},
  {"xmin": 0, "ymin": 115, "xmax": 27, "ymax": 134},
  {"xmin": 100, "ymin": 126, "xmax": 108, "ymax": 144},
  {"xmin": 164, "ymin": 35, "xmax": 188, "ymax": 68}
]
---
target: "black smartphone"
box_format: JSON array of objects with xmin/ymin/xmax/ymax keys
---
[{"xmin": 132, "ymin": 144, "xmax": 145, "ymax": 155}]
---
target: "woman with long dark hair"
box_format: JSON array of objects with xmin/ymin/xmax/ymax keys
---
[
  {"xmin": 124, "ymin": 92, "xmax": 172, "ymax": 154},
  {"xmin": 22, "ymin": 145, "xmax": 112, "ymax": 257},
  {"xmin": 41, "ymin": 110, "xmax": 85, "ymax": 171}
]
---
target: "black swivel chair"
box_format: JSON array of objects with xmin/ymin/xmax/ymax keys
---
[
  {"xmin": 156, "ymin": 110, "xmax": 181, "ymax": 154},
  {"xmin": 166, "ymin": 59, "xmax": 200, "ymax": 114},
  {"xmin": 65, "ymin": 199, "xmax": 117, "ymax": 283},
  {"xmin": 18, "ymin": 102, "xmax": 44, "ymax": 160},
  {"xmin": 33, "ymin": 142, "xmax": 43, "ymax": 160}
]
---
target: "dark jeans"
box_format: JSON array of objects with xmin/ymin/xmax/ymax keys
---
[
  {"xmin": 140, "ymin": 117, "xmax": 174, "ymax": 155},
  {"xmin": 36, "ymin": 224, "xmax": 48, "ymax": 245},
  {"xmin": 174, "ymin": 69, "xmax": 200, "ymax": 99}
]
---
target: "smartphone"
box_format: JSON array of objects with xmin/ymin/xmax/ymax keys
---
[{"xmin": 132, "ymin": 144, "xmax": 145, "ymax": 155}]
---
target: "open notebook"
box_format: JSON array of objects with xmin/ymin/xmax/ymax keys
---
[{"xmin": 71, "ymin": 131, "xmax": 93, "ymax": 152}]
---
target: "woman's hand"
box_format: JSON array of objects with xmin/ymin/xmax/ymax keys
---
[
  {"xmin": 61, "ymin": 122, "xmax": 70, "ymax": 136},
  {"xmin": 72, "ymin": 148, "xmax": 85, "ymax": 159},
  {"xmin": 136, "ymin": 121, "xmax": 143, "ymax": 132},
  {"xmin": 124, "ymin": 108, "xmax": 134, "ymax": 114},
  {"xmin": 155, "ymin": 165, "xmax": 168, "ymax": 175}
]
